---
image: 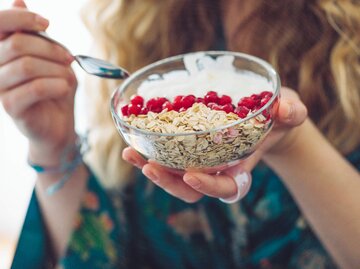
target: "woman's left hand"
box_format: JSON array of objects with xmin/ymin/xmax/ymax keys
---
[{"xmin": 122, "ymin": 87, "xmax": 307, "ymax": 203}]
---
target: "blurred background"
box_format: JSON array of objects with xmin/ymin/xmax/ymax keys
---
[{"xmin": 0, "ymin": 0, "xmax": 90, "ymax": 268}]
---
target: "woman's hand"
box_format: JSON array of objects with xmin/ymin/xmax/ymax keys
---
[
  {"xmin": 0, "ymin": 1, "xmax": 77, "ymax": 166},
  {"xmin": 122, "ymin": 87, "xmax": 307, "ymax": 203}
]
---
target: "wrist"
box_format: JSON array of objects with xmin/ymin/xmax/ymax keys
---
[
  {"xmin": 28, "ymin": 133, "xmax": 90, "ymax": 195},
  {"xmin": 28, "ymin": 133, "xmax": 78, "ymax": 167}
]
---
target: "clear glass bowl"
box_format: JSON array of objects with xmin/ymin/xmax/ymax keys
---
[{"xmin": 110, "ymin": 51, "xmax": 280, "ymax": 174}]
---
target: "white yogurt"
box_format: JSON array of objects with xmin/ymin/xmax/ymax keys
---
[{"xmin": 137, "ymin": 53, "xmax": 273, "ymax": 103}]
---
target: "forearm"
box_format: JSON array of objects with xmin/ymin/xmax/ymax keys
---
[
  {"xmin": 34, "ymin": 163, "xmax": 89, "ymax": 260},
  {"xmin": 264, "ymin": 119, "xmax": 360, "ymax": 268}
]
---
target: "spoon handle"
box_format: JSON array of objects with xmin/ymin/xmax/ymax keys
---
[
  {"xmin": 27, "ymin": 31, "xmax": 71, "ymax": 52},
  {"xmin": 24, "ymin": 31, "xmax": 130, "ymax": 80}
]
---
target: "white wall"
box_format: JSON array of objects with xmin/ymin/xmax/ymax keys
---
[{"xmin": 0, "ymin": 1, "xmax": 90, "ymax": 268}]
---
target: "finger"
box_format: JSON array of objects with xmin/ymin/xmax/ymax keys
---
[
  {"xmin": 142, "ymin": 163, "xmax": 204, "ymax": 203},
  {"xmin": 277, "ymin": 99, "xmax": 307, "ymax": 126},
  {"xmin": 183, "ymin": 171, "xmax": 238, "ymax": 199},
  {"xmin": 0, "ymin": 9, "xmax": 48, "ymax": 34},
  {"xmin": 13, "ymin": 0, "xmax": 27, "ymax": 8},
  {"xmin": 1, "ymin": 77, "xmax": 72, "ymax": 118},
  {"xmin": 0, "ymin": 56, "xmax": 72, "ymax": 92},
  {"xmin": 222, "ymin": 167, "xmax": 252, "ymax": 200},
  {"xmin": 276, "ymin": 88, "xmax": 307, "ymax": 127},
  {"xmin": 0, "ymin": 33, "xmax": 73, "ymax": 66},
  {"xmin": 184, "ymin": 169, "xmax": 252, "ymax": 200},
  {"xmin": 122, "ymin": 147, "xmax": 148, "ymax": 169}
]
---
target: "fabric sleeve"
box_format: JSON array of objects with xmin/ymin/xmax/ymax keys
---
[
  {"xmin": 59, "ymin": 170, "xmax": 127, "ymax": 269},
  {"xmin": 11, "ymin": 168, "xmax": 126, "ymax": 269},
  {"xmin": 11, "ymin": 191, "xmax": 52, "ymax": 269}
]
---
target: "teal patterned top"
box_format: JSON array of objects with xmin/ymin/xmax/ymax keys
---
[{"xmin": 12, "ymin": 148, "xmax": 360, "ymax": 269}]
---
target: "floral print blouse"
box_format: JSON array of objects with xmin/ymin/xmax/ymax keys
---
[{"xmin": 12, "ymin": 148, "xmax": 360, "ymax": 269}]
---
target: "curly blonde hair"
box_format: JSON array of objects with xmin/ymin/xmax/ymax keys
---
[{"xmin": 81, "ymin": 0, "xmax": 360, "ymax": 188}]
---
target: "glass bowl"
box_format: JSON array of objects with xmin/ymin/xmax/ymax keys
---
[{"xmin": 110, "ymin": 51, "xmax": 280, "ymax": 174}]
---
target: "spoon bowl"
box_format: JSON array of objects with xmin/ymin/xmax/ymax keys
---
[{"xmin": 74, "ymin": 55, "xmax": 130, "ymax": 79}]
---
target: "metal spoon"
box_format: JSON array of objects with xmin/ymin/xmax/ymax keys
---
[{"xmin": 30, "ymin": 31, "xmax": 130, "ymax": 79}]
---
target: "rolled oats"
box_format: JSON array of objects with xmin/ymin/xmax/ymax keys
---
[{"xmin": 124, "ymin": 103, "xmax": 271, "ymax": 170}]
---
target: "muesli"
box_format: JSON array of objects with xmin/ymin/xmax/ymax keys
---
[{"xmin": 120, "ymin": 91, "xmax": 274, "ymax": 169}]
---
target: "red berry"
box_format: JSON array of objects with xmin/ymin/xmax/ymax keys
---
[
  {"xmin": 238, "ymin": 97, "xmax": 257, "ymax": 110},
  {"xmin": 262, "ymin": 110, "xmax": 271, "ymax": 120},
  {"xmin": 139, "ymin": 107, "xmax": 148, "ymax": 115},
  {"xmin": 181, "ymin": 95, "xmax": 196, "ymax": 109},
  {"xmin": 195, "ymin": 97, "xmax": 205, "ymax": 104},
  {"xmin": 234, "ymin": 106, "xmax": 250, "ymax": 118},
  {"xmin": 146, "ymin": 97, "xmax": 168, "ymax": 113},
  {"xmin": 157, "ymin": 97, "xmax": 168, "ymax": 106},
  {"xmin": 221, "ymin": 103, "xmax": 234, "ymax": 113},
  {"xmin": 173, "ymin": 95, "xmax": 184, "ymax": 110},
  {"xmin": 260, "ymin": 91, "xmax": 273, "ymax": 98},
  {"xmin": 121, "ymin": 104, "xmax": 129, "ymax": 116},
  {"xmin": 218, "ymin": 95, "xmax": 232, "ymax": 105},
  {"xmin": 162, "ymin": 101, "xmax": 174, "ymax": 112},
  {"xmin": 250, "ymin": 94, "xmax": 262, "ymax": 101},
  {"xmin": 128, "ymin": 103, "xmax": 142, "ymax": 116},
  {"xmin": 207, "ymin": 102, "xmax": 222, "ymax": 111},
  {"xmin": 146, "ymin": 98, "xmax": 157, "ymax": 110},
  {"xmin": 130, "ymin": 95, "xmax": 144, "ymax": 106},
  {"xmin": 204, "ymin": 91, "xmax": 219, "ymax": 104},
  {"xmin": 259, "ymin": 96, "xmax": 271, "ymax": 108}
]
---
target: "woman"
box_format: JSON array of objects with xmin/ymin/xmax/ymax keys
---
[{"xmin": 1, "ymin": 0, "xmax": 360, "ymax": 268}]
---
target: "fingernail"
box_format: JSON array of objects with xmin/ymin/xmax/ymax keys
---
[
  {"xmin": 66, "ymin": 53, "xmax": 74, "ymax": 64},
  {"xmin": 127, "ymin": 157, "xmax": 142, "ymax": 169},
  {"xmin": 285, "ymin": 101, "xmax": 295, "ymax": 121},
  {"xmin": 143, "ymin": 169, "xmax": 158, "ymax": 182},
  {"xmin": 35, "ymin": 15, "xmax": 49, "ymax": 28},
  {"xmin": 184, "ymin": 176, "xmax": 201, "ymax": 189}
]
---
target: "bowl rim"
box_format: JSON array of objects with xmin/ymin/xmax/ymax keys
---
[{"xmin": 110, "ymin": 50, "xmax": 281, "ymax": 137}]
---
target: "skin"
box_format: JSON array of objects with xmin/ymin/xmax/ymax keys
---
[
  {"xmin": 0, "ymin": 0, "xmax": 88, "ymax": 259},
  {"xmin": 1, "ymin": 0, "xmax": 360, "ymax": 267}
]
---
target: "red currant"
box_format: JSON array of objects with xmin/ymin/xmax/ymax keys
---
[
  {"xmin": 218, "ymin": 95, "xmax": 232, "ymax": 105},
  {"xmin": 238, "ymin": 97, "xmax": 257, "ymax": 110},
  {"xmin": 130, "ymin": 95, "xmax": 144, "ymax": 106},
  {"xmin": 221, "ymin": 103, "xmax": 234, "ymax": 113},
  {"xmin": 139, "ymin": 107, "xmax": 149, "ymax": 115},
  {"xmin": 207, "ymin": 102, "xmax": 222, "ymax": 111},
  {"xmin": 259, "ymin": 97, "xmax": 271, "ymax": 108},
  {"xmin": 204, "ymin": 91, "xmax": 219, "ymax": 104},
  {"xmin": 262, "ymin": 110, "xmax": 271, "ymax": 120},
  {"xmin": 128, "ymin": 103, "xmax": 142, "ymax": 116},
  {"xmin": 173, "ymin": 95, "xmax": 184, "ymax": 110},
  {"xmin": 260, "ymin": 91, "xmax": 273, "ymax": 98},
  {"xmin": 121, "ymin": 104, "xmax": 129, "ymax": 116},
  {"xmin": 234, "ymin": 106, "xmax": 250, "ymax": 118},
  {"xmin": 181, "ymin": 95, "xmax": 196, "ymax": 109},
  {"xmin": 162, "ymin": 101, "xmax": 174, "ymax": 112},
  {"xmin": 250, "ymin": 93, "xmax": 262, "ymax": 101},
  {"xmin": 146, "ymin": 97, "xmax": 168, "ymax": 113},
  {"xmin": 195, "ymin": 97, "xmax": 203, "ymax": 104}
]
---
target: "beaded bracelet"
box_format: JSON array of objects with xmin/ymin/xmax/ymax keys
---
[{"xmin": 28, "ymin": 133, "xmax": 90, "ymax": 195}]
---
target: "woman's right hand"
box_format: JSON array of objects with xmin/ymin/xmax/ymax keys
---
[{"xmin": 0, "ymin": 1, "xmax": 78, "ymax": 166}]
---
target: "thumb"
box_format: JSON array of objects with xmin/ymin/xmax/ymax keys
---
[
  {"xmin": 13, "ymin": 0, "xmax": 27, "ymax": 8},
  {"xmin": 276, "ymin": 98, "xmax": 308, "ymax": 127}
]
